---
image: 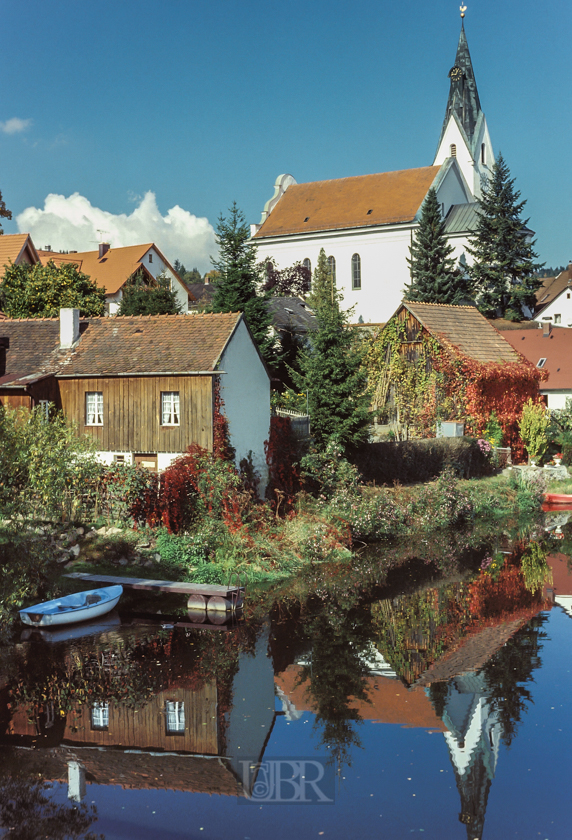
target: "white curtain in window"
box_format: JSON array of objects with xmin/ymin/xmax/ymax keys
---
[
  {"xmin": 166, "ymin": 700, "xmax": 185, "ymax": 732},
  {"xmin": 162, "ymin": 392, "xmax": 180, "ymax": 425},
  {"xmin": 86, "ymin": 392, "xmax": 103, "ymax": 425},
  {"xmin": 91, "ymin": 702, "xmax": 109, "ymax": 728}
]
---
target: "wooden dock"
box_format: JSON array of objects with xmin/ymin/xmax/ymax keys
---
[{"xmin": 65, "ymin": 573, "xmax": 244, "ymax": 611}]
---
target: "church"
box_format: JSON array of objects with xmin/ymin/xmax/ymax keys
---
[{"xmin": 250, "ymin": 19, "xmax": 494, "ymax": 324}]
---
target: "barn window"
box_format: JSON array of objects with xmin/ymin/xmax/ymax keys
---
[
  {"xmin": 165, "ymin": 701, "xmax": 185, "ymax": 733},
  {"xmin": 85, "ymin": 392, "xmax": 103, "ymax": 426},
  {"xmin": 91, "ymin": 703, "xmax": 109, "ymax": 730},
  {"xmin": 351, "ymin": 254, "xmax": 361, "ymax": 289},
  {"xmin": 161, "ymin": 392, "xmax": 180, "ymax": 426}
]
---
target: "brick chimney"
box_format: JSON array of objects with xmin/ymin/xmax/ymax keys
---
[
  {"xmin": 98, "ymin": 242, "xmax": 110, "ymax": 259},
  {"xmin": 60, "ymin": 308, "xmax": 80, "ymax": 349}
]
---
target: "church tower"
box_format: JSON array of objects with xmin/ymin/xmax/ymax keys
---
[{"xmin": 433, "ymin": 17, "xmax": 494, "ymax": 199}]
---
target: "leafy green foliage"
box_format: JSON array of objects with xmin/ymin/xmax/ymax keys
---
[
  {"xmin": 210, "ymin": 202, "xmax": 275, "ymax": 363},
  {"xmin": 260, "ymin": 257, "xmax": 311, "ymax": 297},
  {"xmin": 405, "ymin": 188, "xmax": 470, "ymax": 304},
  {"xmin": 295, "ymin": 283, "xmax": 371, "ymax": 453},
  {"xmin": 118, "ymin": 268, "xmax": 181, "ymax": 316},
  {"xmin": 0, "ymin": 260, "xmax": 105, "ymax": 318},
  {"xmin": 518, "ymin": 398, "xmax": 549, "ymax": 461},
  {"xmin": 467, "ymin": 153, "xmax": 542, "ymax": 320},
  {"xmin": 173, "ymin": 260, "xmax": 203, "ymax": 285},
  {"xmin": 0, "ymin": 189, "xmax": 12, "ymax": 234}
]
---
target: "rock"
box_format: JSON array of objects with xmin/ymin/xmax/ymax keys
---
[
  {"xmin": 144, "ymin": 559, "xmax": 154, "ymax": 567},
  {"xmin": 118, "ymin": 558, "xmax": 129, "ymax": 566},
  {"xmin": 154, "ymin": 553, "xmax": 161, "ymax": 563},
  {"xmin": 56, "ymin": 554, "xmax": 70, "ymax": 564},
  {"xmin": 69, "ymin": 544, "xmax": 81, "ymax": 557},
  {"xmin": 136, "ymin": 542, "xmax": 151, "ymax": 549},
  {"xmin": 76, "ymin": 526, "xmax": 85, "ymax": 536},
  {"xmin": 96, "ymin": 526, "xmax": 108, "ymax": 535},
  {"xmin": 84, "ymin": 530, "xmax": 97, "ymax": 540},
  {"xmin": 106, "ymin": 527, "xmax": 123, "ymax": 536}
]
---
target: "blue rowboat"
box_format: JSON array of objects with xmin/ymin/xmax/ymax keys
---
[{"xmin": 19, "ymin": 585, "xmax": 123, "ymax": 627}]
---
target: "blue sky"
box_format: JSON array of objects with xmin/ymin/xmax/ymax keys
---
[{"xmin": 1, "ymin": 0, "xmax": 570, "ymax": 273}]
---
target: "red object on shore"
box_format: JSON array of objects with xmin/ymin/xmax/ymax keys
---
[{"xmin": 544, "ymin": 493, "xmax": 572, "ymax": 505}]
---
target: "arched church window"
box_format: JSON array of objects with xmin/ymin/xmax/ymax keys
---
[
  {"xmin": 351, "ymin": 254, "xmax": 361, "ymax": 290},
  {"xmin": 327, "ymin": 256, "xmax": 336, "ymax": 283},
  {"xmin": 303, "ymin": 258, "xmax": 311, "ymax": 275},
  {"xmin": 481, "ymin": 143, "xmax": 486, "ymax": 164},
  {"xmin": 450, "ymin": 144, "xmax": 457, "ymax": 157}
]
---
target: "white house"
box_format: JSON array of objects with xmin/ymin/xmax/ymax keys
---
[
  {"xmin": 534, "ymin": 264, "xmax": 572, "ymax": 328},
  {"xmin": 250, "ymin": 22, "xmax": 495, "ymax": 324}
]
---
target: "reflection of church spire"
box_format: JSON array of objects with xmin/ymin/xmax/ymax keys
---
[
  {"xmin": 437, "ymin": 24, "xmax": 483, "ymax": 151},
  {"xmin": 430, "ymin": 673, "xmax": 501, "ymax": 840}
]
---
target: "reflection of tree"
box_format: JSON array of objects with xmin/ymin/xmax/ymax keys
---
[
  {"xmin": 299, "ymin": 601, "xmax": 374, "ymax": 767},
  {"xmin": 480, "ymin": 614, "xmax": 547, "ymax": 747},
  {"xmin": 0, "ymin": 776, "xmax": 102, "ymax": 840}
]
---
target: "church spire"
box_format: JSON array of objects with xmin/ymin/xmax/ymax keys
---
[{"xmin": 437, "ymin": 22, "xmax": 482, "ymax": 151}]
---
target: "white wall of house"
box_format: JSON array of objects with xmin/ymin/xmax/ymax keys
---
[
  {"xmin": 534, "ymin": 291, "xmax": 572, "ymax": 328},
  {"xmin": 219, "ymin": 318, "xmax": 270, "ymax": 490},
  {"xmin": 542, "ymin": 390, "xmax": 572, "ymax": 410},
  {"xmin": 253, "ymin": 166, "xmax": 474, "ymax": 324}
]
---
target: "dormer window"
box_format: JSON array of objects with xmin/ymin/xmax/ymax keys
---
[{"xmin": 537, "ymin": 358, "xmax": 547, "ymax": 368}]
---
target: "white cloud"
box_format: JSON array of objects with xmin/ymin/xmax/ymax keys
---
[
  {"xmin": 16, "ymin": 191, "xmax": 217, "ymax": 273},
  {"xmin": 0, "ymin": 117, "xmax": 32, "ymax": 134}
]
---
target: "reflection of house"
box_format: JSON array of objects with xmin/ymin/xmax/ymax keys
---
[
  {"xmin": 37, "ymin": 242, "xmax": 192, "ymax": 315},
  {"xmin": 1, "ymin": 625, "xmax": 276, "ymax": 798},
  {"xmin": 545, "ymin": 552, "xmax": 572, "ymax": 616},
  {"xmin": 0, "ymin": 309, "xmax": 270, "ymax": 476},
  {"xmin": 503, "ymin": 323, "xmax": 572, "ymax": 409}
]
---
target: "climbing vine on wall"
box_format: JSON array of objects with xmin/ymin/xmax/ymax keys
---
[{"xmin": 367, "ymin": 317, "xmax": 544, "ymax": 458}]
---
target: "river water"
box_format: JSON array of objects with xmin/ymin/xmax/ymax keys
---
[{"xmin": 1, "ymin": 530, "xmax": 571, "ymax": 840}]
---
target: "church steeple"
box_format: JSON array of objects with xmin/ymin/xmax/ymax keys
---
[
  {"xmin": 433, "ymin": 17, "xmax": 495, "ymax": 200},
  {"xmin": 438, "ymin": 23, "xmax": 482, "ymax": 151}
]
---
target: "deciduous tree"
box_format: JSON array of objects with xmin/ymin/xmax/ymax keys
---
[
  {"xmin": 0, "ymin": 189, "xmax": 11, "ymax": 234},
  {"xmin": 0, "ymin": 260, "xmax": 105, "ymax": 318}
]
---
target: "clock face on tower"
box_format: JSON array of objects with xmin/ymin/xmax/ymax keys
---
[{"xmin": 449, "ymin": 65, "xmax": 463, "ymax": 82}]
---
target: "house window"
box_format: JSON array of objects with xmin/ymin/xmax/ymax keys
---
[
  {"xmin": 567, "ymin": 293, "xmax": 570, "ymax": 299},
  {"xmin": 85, "ymin": 392, "xmax": 103, "ymax": 426},
  {"xmin": 481, "ymin": 143, "xmax": 486, "ymax": 164},
  {"xmin": 148, "ymin": 253, "xmax": 153, "ymax": 263},
  {"xmin": 351, "ymin": 254, "xmax": 361, "ymax": 290},
  {"xmin": 165, "ymin": 701, "xmax": 185, "ymax": 734},
  {"xmin": 450, "ymin": 143, "xmax": 457, "ymax": 157},
  {"xmin": 537, "ymin": 358, "xmax": 547, "ymax": 369},
  {"xmin": 161, "ymin": 391, "xmax": 180, "ymax": 425},
  {"xmin": 303, "ymin": 258, "xmax": 311, "ymax": 275},
  {"xmin": 554, "ymin": 314, "xmax": 561, "ymax": 324},
  {"xmin": 327, "ymin": 256, "xmax": 336, "ymax": 283},
  {"xmin": 91, "ymin": 703, "xmax": 109, "ymax": 730},
  {"xmin": 38, "ymin": 400, "xmax": 50, "ymax": 421}
]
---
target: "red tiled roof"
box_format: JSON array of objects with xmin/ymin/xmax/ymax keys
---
[
  {"xmin": 253, "ymin": 167, "xmax": 440, "ymax": 238},
  {"xmin": 503, "ymin": 326, "xmax": 572, "ymax": 390},
  {"xmin": 402, "ymin": 302, "xmax": 523, "ymax": 364}
]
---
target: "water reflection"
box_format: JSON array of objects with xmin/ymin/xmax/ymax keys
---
[{"xmin": 0, "ymin": 537, "xmax": 571, "ymax": 839}]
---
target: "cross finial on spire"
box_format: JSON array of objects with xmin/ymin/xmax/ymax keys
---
[{"xmin": 460, "ymin": 5, "xmax": 467, "ymax": 18}]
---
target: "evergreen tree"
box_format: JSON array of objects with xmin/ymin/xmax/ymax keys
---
[
  {"xmin": 118, "ymin": 268, "xmax": 181, "ymax": 316},
  {"xmin": 467, "ymin": 153, "xmax": 543, "ymax": 320},
  {"xmin": 306, "ymin": 248, "xmax": 334, "ymax": 311},
  {"xmin": 295, "ymin": 281, "xmax": 370, "ymax": 452},
  {"xmin": 404, "ymin": 188, "xmax": 470, "ymax": 304},
  {"xmin": 210, "ymin": 203, "xmax": 275, "ymax": 362}
]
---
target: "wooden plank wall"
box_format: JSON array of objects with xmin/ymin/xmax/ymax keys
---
[
  {"xmin": 62, "ymin": 683, "xmax": 219, "ymax": 755},
  {"xmin": 0, "ymin": 392, "xmax": 32, "ymax": 410},
  {"xmin": 58, "ymin": 376, "xmax": 214, "ymax": 453},
  {"xmin": 395, "ymin": 308, "xmax": 426, "ymax": 363}
]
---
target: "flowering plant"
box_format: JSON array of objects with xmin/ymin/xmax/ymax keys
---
[{"xmin": 555, "ymin": 453, "xmax": 563, "ymax": 459}]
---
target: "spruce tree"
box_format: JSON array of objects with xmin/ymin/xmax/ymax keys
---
[
  {"xmin": 210, "ymin": 203, "xmax": 275, "ymax": 362},
  {"xmin": 295, "ymin": 281, "xmax": 370, "ymax": 452},
  {"xmin": 467, "ymin": 153, "xmax": 542, "ymax": 320},
  {"xmin": 306, "ymin": 248, "xmax": 334, "ymax": 311},
  {"xmin": 405, "ymin": 188, "xmax": 469, "ymax": 304},
  {"xmin": 118, "ymin": 269, "xmax": 181, "ymax": 316}
]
